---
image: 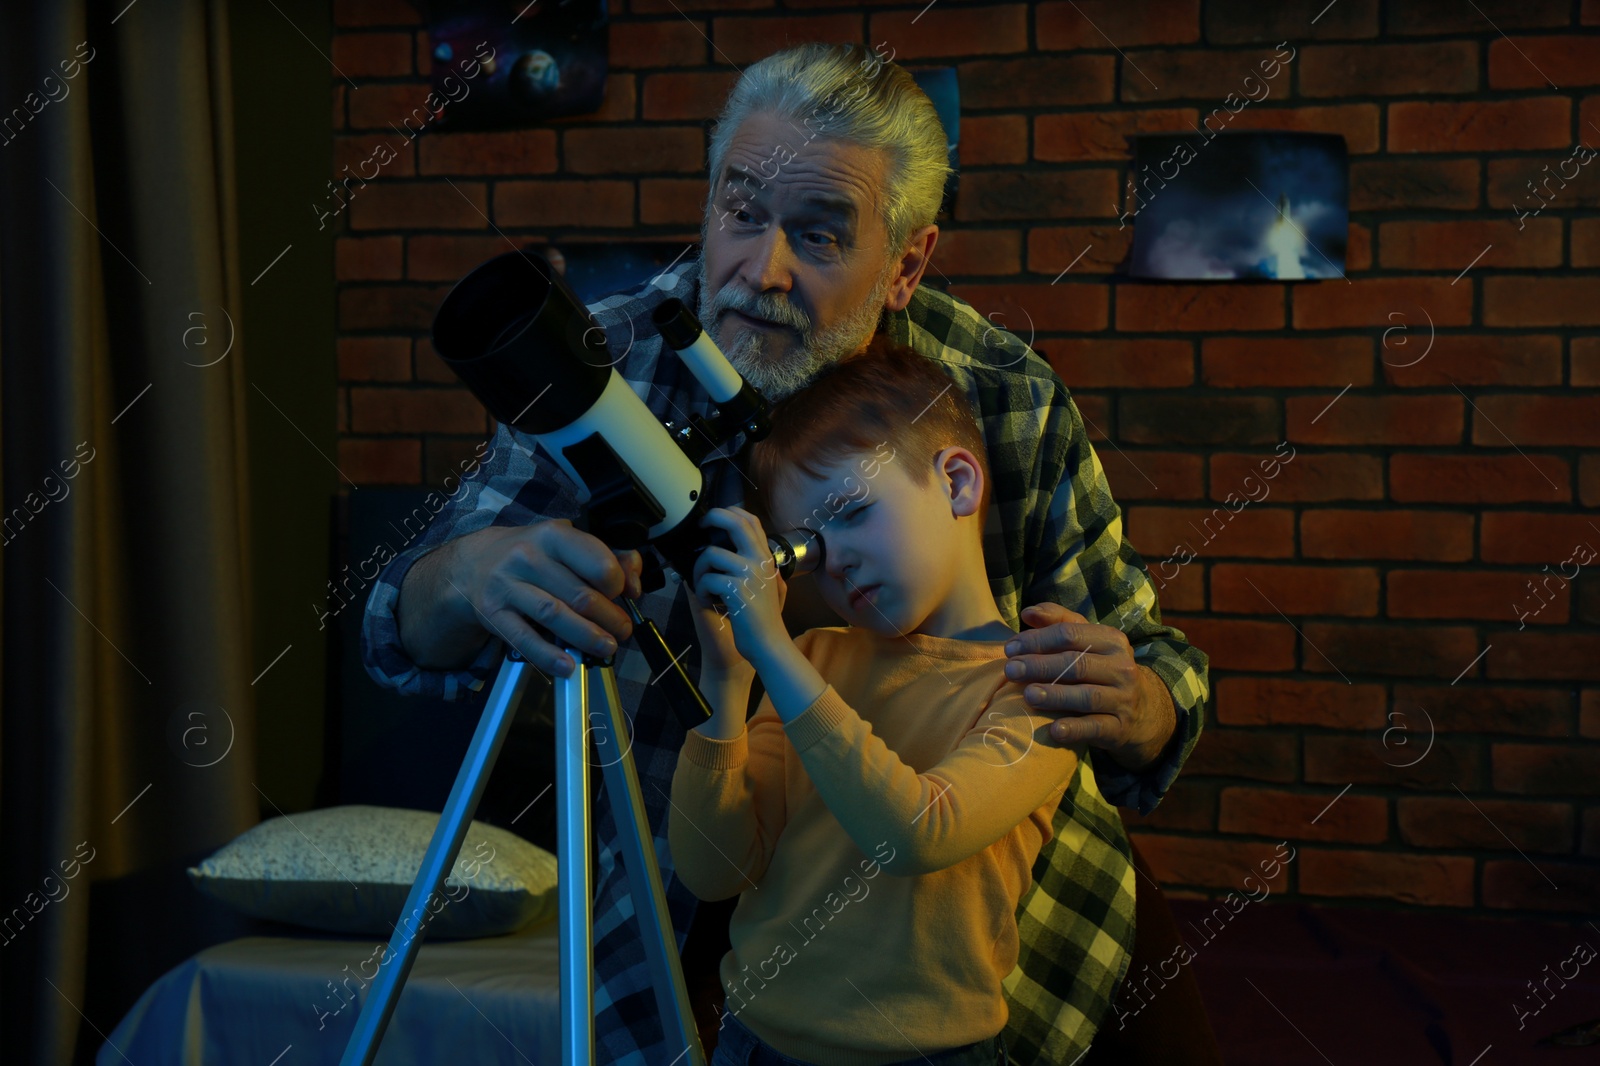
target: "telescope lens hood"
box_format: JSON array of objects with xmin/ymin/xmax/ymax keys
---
[{"xmin": 431, "ymin": 250, "xmax": 614, "ymax": 436}]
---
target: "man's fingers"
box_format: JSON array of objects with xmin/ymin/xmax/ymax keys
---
[
  {"xmin": 459, "ymin": 522, "xmax": 637, "ymax": 672},
  {"xmin": 614, "ymin": 549, "xmax": 643, "ymax": 598},
  {"xmin": 1004, "ymin": 620, "xmax": 1103, "ymax": 657},
  {"xmin": 503, "ymin": 580, "xmax": 621, "ymax": 663},
  {"xmin": 544, "ymin": 520, "xmax": 633, "ymax": 601},
  {"xmin": 1021, "ymin": 682, "xmax": 1117, "ymax": 718},
  {"xmin": 1006, "ymin": 649, "xmax": 1119, "ymax": 687},
  {"xmin": 522, "ymin": 527, "xmax": 641, "ymax": 639},
  {"xmin": 484, "ymin": 607, "xmax": 580, "ymax": 678},
  {"xmin": 1021, "ymin": 602, "xmax": 1088, "ymax": 627},
  {"xmin": 1042, "ymin": 710, "xmax": 1119, "ymax": 745}
]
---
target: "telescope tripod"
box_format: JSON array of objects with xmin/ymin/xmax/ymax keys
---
[{"xmin": 340, "ymin": 604, "xmax": 708, "ymax": 1066}]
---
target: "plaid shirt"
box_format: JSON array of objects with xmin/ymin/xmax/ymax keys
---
[{"xmin": 361, "ymin": 254, "xmax": 1209, "ymax": 1064}]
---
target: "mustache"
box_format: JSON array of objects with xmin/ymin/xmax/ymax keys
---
[{"xmin": 713, "ymin": 290, "xmax": 810, "ymax": 333}]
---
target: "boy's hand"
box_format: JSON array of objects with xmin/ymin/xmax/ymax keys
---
[
  {"xmin": 691, "ymin": 506, "xmax": 789, "ymax": 669},
  {"xmin": 686, "ymin": 584, "xmax": 748, "ymax": 677}
]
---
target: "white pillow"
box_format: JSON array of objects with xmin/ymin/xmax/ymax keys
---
[{"xmin": 187, "ymin": 804, "xmax": 558, "ymax": 938}]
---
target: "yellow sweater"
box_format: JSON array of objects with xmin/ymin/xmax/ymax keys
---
[{"xmin": 669, "ymin": 626, "xmax": 1084, "ymax": 1066}]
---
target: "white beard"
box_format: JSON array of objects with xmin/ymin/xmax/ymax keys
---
[{"xmin": 696, "ymin": 261, "xmax": 895, "ymax": 402}]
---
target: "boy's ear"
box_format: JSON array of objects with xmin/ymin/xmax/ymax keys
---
[{"xmin": 936, "ymin": 446, "xmax": 984, "ymax": 519}]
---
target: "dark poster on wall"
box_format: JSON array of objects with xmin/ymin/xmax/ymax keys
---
[{"xmin": 424, "ymin": 0, "xmax": 608, "ymax": 130}]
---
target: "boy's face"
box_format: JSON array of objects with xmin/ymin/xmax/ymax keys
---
[{"xmin": 768, "ymin": 450, "xmax": 963, "ymax": 638}]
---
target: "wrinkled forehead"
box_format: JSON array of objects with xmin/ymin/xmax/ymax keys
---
[
  {"xmin": 713, "ymin": 115, "xmax": 888, "ymax": 229},
  {"xmin": 715, "ymin": 160, "xmax": 861, "ymax": 224}
]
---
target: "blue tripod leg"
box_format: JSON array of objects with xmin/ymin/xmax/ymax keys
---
[
  {"xmin": 339, "ymin": 650, "xmax": 534, "ymax": 1066},
  {"xmin": 341, "ymin": 641, "xmax": 706, "ymax": 1066},
  {"xmin": 556, "ymin": 648, "xmax": 594, "ymax": 1063}
]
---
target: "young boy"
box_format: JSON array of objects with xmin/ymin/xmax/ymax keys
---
[{"xmin": 668, "ymin": 336, "xmax": 1085, "ymax": 1066}]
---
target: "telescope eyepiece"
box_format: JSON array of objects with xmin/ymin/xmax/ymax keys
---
[{"xmin": 768, "ymin": 528, "xmax": 824, "ymax": 580}]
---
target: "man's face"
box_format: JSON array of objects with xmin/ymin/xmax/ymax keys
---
[{"xmin": 698, "ymin": 111, "xmax": 901, "ymax": 401}]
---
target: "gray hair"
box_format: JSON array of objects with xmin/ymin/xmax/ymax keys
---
[{"xmin": 704, "ymin": 42, "xmax": 951, "ymax": 265}]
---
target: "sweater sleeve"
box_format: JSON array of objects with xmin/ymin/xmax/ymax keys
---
[
  {"xmin": 667, "ymin": 702, "xmax": 790, "ymax": 902},
  {"xmin": 782, "ymin": 681, "xmax": 1082, "ymax": 878}
]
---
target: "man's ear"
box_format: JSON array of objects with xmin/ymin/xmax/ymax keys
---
[
  {"xmin": 883, "ymin": 224, "xmax": 938, "ymax": 313},
  {"xmin": 936, "ymin": 446, "xmax": 984, "ymax": 519}
]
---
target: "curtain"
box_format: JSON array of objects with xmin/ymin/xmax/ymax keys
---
[{"xmin": 0, "ymin": 2, "xmax": 256, "ymax": 1062}]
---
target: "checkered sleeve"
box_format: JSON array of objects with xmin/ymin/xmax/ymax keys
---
[
  {"xmin": 359, "ymin": 422, "xmax": 584, "ymax": 701},
  {"xmin": 1024, "ymin": 379, "xmax": 1210, "ymax": 815}
]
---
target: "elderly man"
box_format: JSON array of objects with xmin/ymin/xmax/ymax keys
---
[{"xmin": 363, "ymin": 42, "xmax": 1210, "ymax": 1065}]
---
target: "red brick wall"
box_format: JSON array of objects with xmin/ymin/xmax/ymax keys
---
[{"xmin": 330, "ymin": 0, "xmax": 1600, "ymax": 918}]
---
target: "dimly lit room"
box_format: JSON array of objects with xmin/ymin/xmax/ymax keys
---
[{"xmin": 1, "ymin": 2, "xmax": 1596, "ymax": 1064}]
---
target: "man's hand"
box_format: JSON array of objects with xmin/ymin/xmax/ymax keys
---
[
  {"xmin": 1003, "ymin": 602, "xmax": 1177, "ymax": 772},
  {"xmin": 401, "ymin": 518, "xmax": 643, "ymax": 679}
]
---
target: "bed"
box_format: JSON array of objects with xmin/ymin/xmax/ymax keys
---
[
  {"xmin": 99, "ymin": 914, "xmax": 562, "ymax": 1064},
  {"xmin": 100, "ymin": 487, "xmax": 574, "ymax": 1065}
]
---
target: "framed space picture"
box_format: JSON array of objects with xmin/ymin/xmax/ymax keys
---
[
  {"xmin": 1123, "ymin": 131, "xmax": 1349, "ymax": 281},
  {"xmin": 425, "ymin": 0, "xmax": 608, "ymax": 129}
]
